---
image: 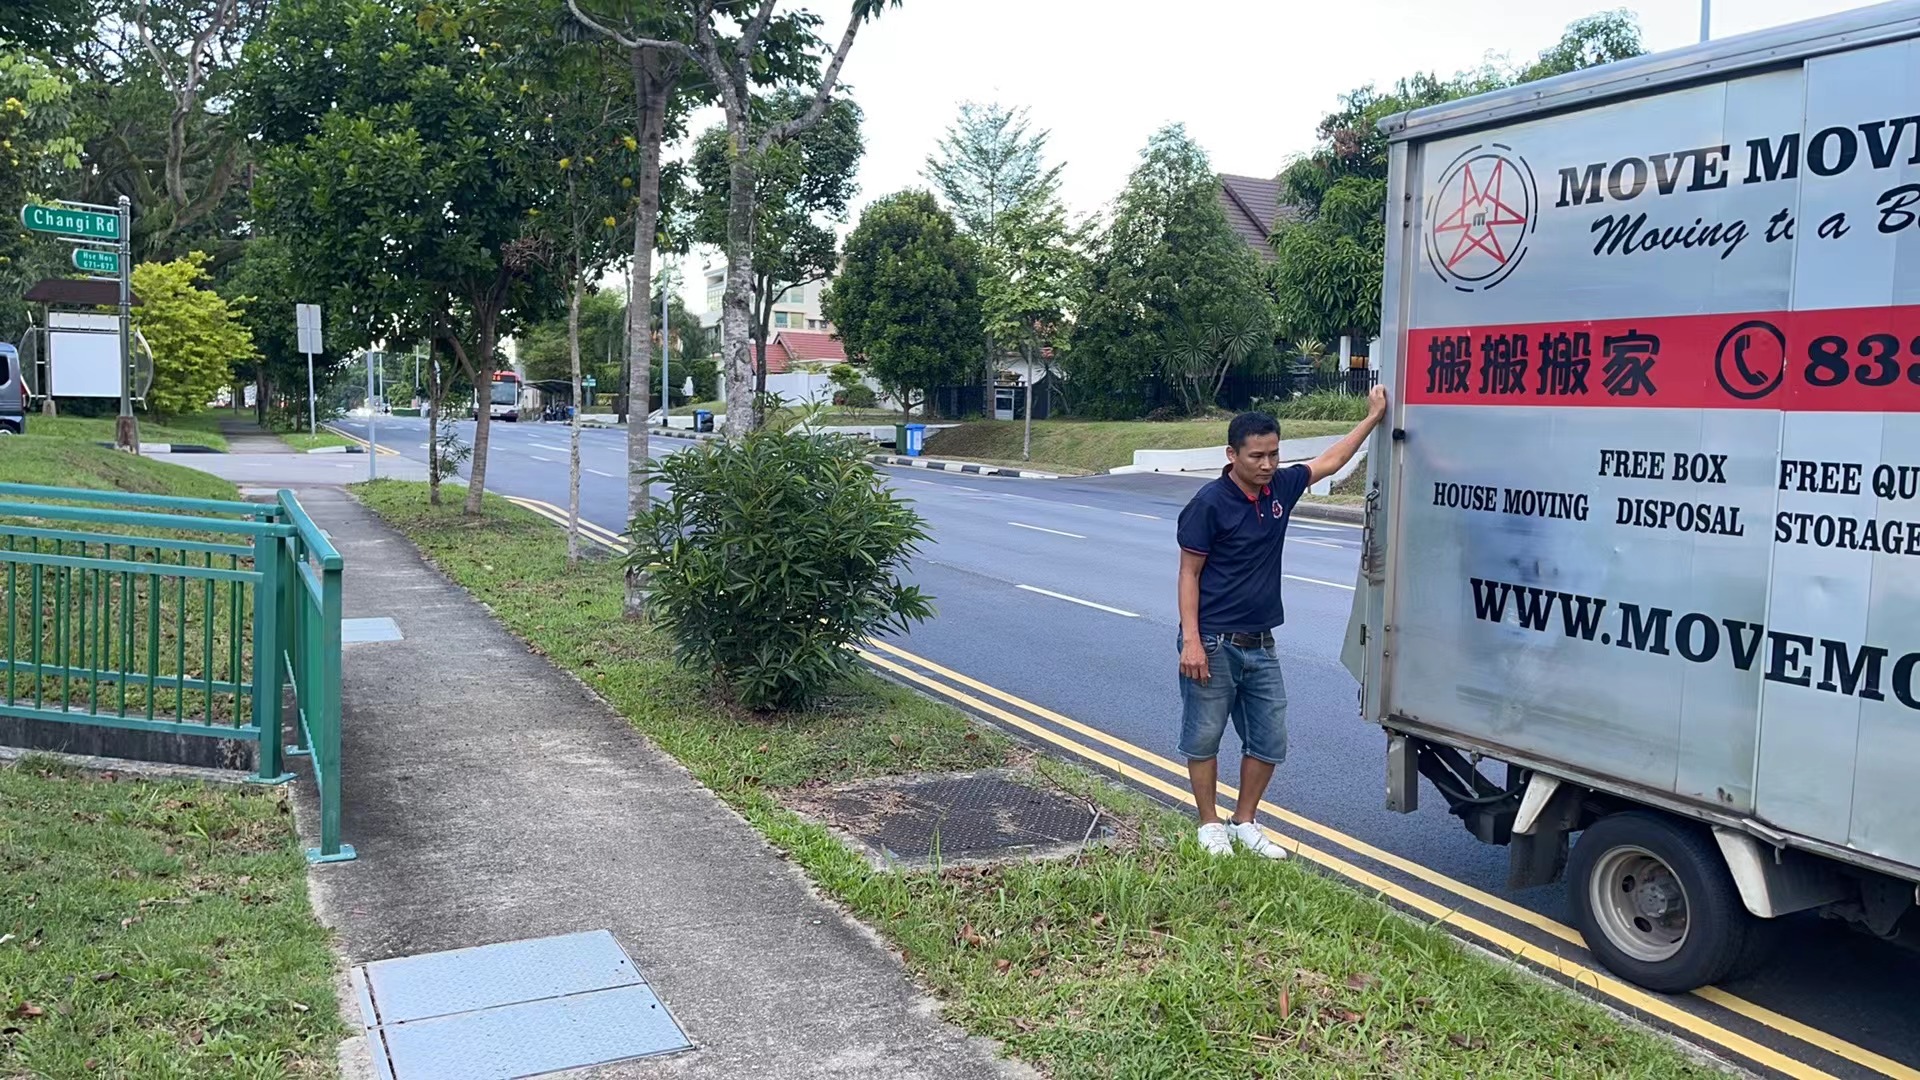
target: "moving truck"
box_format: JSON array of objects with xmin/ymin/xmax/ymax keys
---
[{"xmin": 1344, "ymin": 1, "xmax": 1920, "ymax": 992}]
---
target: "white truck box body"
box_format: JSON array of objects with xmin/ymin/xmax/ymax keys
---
[{"xmin": 1349, "ymin": 1, "xmax": 1920, "ymax": 879}]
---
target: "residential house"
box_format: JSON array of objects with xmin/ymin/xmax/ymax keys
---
[
  {"xmin": 1216, "ymin": 173, "xmax": 1297, "ymax": 262},
  {"xmin": 700, "ymin": 264, "xmax": 833, "ymax": 334},
  {"xmin": 764, "ymin": 329, "xmax": 845, "ymax": 374}
]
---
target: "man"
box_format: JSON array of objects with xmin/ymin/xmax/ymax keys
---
[{"xmin": 1175, "ymin": 386, "xmax": 1388, "ymax": 857}]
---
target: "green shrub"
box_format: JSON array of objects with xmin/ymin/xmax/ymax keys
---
[
  {"xmin": 687, "ymin": 357, "xmax": 720, "ymax": 401},
  {"xmin": 629, "ymin": 430, "xmax": 933, "ymax": 711},
  {"xmin": 841, "ymin": 384, "xmax": 877, "ymax": 409},
  {"xmin": 1255, "ymin": 390, "xmax": 1370, "ymax": 422}
]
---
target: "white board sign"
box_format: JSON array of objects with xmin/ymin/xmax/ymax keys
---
[{"xmin": 296, "ymin": 303, "xmax": 323, "ymax": 354}]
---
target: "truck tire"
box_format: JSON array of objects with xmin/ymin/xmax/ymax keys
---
[{"xmin": 1568, "ymin": 810, "xmax": 1752, "ymax": 993}]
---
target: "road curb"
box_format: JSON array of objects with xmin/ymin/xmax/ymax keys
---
[
  {"xmin": 97, "ymin": 441, "xmax": 225, "ymax": 454},
  {"xmin": 654, "ymin": 427, "xmax": 719, "ymax": 443},
  {"xmin": 1292, "ymin": 502, "xmax": 1363, "ymax": 526},
  {"xmin": 867, "ymin": 454, "xmax": 1060, "ymax": 480}
]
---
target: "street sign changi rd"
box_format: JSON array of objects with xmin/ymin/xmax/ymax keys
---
[
  {"xmin": 21, "ymin": 203, "xmax": 120, "ymax": 241},
  {"xmin": 72, "ymin": 248, "xmax": 119, "ymax": 274}
]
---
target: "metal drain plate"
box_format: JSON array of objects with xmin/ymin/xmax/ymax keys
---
[
  {"xmin": 342, "ymin": 617, "xmax": 403, "ymax": 643},
  {"xmin": 353, "ymin": 930, "xmax": 690, "ymax": 1080},
  {"xmin": 802, "ymin": 770, "xmax": 1105, "ymax": 862}
]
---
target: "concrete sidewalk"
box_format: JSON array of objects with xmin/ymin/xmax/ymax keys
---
[{"xmin": 286, "ymin": 487, "xmax": 1029, "ymax": 1080}]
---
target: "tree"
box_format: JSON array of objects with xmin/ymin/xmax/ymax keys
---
[
  {"xmin": 606, "ymin": 0, "xmax": 902, "ymax": 436},
  {"xmin": 131, "ymin": 251, "xmax": 255, "ymax": 417},
  {"xmin": 979, "ymin": 197, "xmax": 1085, "ymax": 459},
  {"xmin": 246, "ymin": 0, "xmax": 563, "ymax": 515},
  {"xmin": 689, "ymin": 88, "xmax": 861, "ymax": 393},
  {"xmin": 823, "ymin": 190, "xmax": 981, "ymax": 421},
  {"xmin": 72, "ymin": 0, "xmax": 260, "ymax": 263},
  {"xmin": 924, "ymin": 100, "xmax": 1066, "ymax": 408},
  {"xmin": 0, "ymin": 49, "xmax": 84, "ymax": 337},
  {"xmin": 1269, "ymin": 10, "xmax": 1644, "ymax": 342},
  {"xmin": 219, "ymin": 234, "xmax": 348, "ymax": 425},
  {"xmin": 1066, "ymin": 125, "xmax": 1274, "ymax": 417},
  {"xmin": 521, "ymin": 289, "xmax": 626, "ymax": 386},
  {"xmin": 520, "ymin": 30, "xmax": 644, "ymax": 568},
  {"xmin": 924, "ymin": 100, "xmax": 1064, "ymax": 242}
]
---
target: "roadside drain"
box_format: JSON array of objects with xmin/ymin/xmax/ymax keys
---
[
  {"xmin": 351, "ymin": 929, "xmax": 691, "ymax": 1080},
  {"xmin": 792, "ymin": 768, "xmax": 1110, "ymax": 866}
]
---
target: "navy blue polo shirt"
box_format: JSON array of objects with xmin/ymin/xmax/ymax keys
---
[{"xmin": 1177, "ymin": 464, "xmax": 1311, "ymax": 635}]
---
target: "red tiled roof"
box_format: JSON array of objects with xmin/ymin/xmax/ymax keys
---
[{"xmin": 770, "ymin": 330, "xmax": 846, "ymax": 373}]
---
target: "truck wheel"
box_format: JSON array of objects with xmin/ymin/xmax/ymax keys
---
[{"xmin": 1568, "ymin": 811, "xmax": 1752, "ymax": 993}]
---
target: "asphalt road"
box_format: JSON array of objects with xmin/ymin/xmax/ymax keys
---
[{"xmin": 337, "ymin": 413, "xmax": 1920, "ymax": 1080}]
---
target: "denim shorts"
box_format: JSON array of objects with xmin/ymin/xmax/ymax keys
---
[{"xmin": 1177, "ymin": 632, "xmax": 1289, "ymax": 765}]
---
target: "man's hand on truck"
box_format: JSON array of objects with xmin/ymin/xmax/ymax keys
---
[{"xmin": 1306, "ymin": 386, "xmax": 1389, "ymax": 485}]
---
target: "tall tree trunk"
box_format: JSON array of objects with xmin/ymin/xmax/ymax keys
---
[
  {"xmin": 720, "ymin": 134, "xmax": 760, "ymax": 436},
  {"xmin": 567, "ymin": 269, "xmax": 584, "ymax": 568},
  {"xmin": 453, "ymin": 311, "xmax": 498, "ymax": 517},
  {"xmin": 624, "ymin": 48, "xmax": 680, "ymax": 617},
  {"xmin": 752, "ymin": 274, "xmax": 774, "ymax": 396}
]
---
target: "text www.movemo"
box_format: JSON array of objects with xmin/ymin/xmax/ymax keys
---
[{"xmin": 1468, "ymin": 577, "xmax": 1920, "ymax": 711}]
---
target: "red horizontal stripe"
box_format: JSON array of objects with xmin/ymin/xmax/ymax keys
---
[{"xmin": 1405, "ymin": 305, "xmax": 1920, "ymax": 412}]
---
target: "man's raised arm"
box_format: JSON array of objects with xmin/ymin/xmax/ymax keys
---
[{"xmin": 1306, "ymin": 385, "xmax": 1390, "ymax": 485}]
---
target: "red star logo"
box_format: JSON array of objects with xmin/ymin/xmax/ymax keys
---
[{"xmin": 1433, "ymin": 158, "xmax": 1528, "ymax": 269}]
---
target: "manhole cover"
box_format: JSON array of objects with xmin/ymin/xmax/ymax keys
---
[
  {"xmin": 799, "ymin": 769, "xmax": 1107, "ymax": 863},
  {"xmin": 351, "ymin": 930, "xmax": 690, "ymax": 1080}
]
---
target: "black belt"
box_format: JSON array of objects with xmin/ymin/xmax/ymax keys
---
[{"xmin": 1221, "ymin": 631, "xmax": 1274, "ymax": 649}]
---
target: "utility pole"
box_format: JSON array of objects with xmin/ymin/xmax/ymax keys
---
[{"xmin": 1699, "ymin": 0, "xmax": 1710, "ymax": 42}]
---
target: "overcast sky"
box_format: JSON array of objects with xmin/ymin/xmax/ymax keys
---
[{"xmin": 671, "ymin": 0, "xmax": 1870, "ymax": 309}]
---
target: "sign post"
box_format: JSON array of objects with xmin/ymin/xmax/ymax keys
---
[
  {"xmin": 660, "ymin": 266, "xmax": 670, "ymax": 427},
  {"xmin": 25, "ymin": 198, "xmax": 137, "ymax": 450},
  {"xmin": 296, "ymin": 304, "xmax": 322, "ymax": 434},
  {"xmin": 114, "ymin": 196, "xmax": 135, "ymax": 453},
  {"xmin": 366, "ymin": 350, "xmax": 379, "ymax": 480}
]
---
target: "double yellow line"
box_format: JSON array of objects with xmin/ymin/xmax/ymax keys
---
[
  {"xmin": 492, "ymin": 496, "xmax": 1915, "ymax": 1080},
  {"xmin": 324, "ymin": 424, "xmax": 401, "ymax": 456}
]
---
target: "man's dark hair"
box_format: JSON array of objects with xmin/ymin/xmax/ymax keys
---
[{"xmin": 1228, "ymin": 411, "xmax": 1279, "ymax": 450}]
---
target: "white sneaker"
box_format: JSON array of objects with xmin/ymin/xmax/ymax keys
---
[
  {"xmin": 1228, "ymin": 820, "xmax": 1292, "ymax": 860},
  {"xmin": 1196, "ymin": 821, "xmax": 1234, "ymax": 857}
]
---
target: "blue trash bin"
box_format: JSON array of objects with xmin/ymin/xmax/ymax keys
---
[
  {"xmin": 694, "ymin": 409, "xmax": 714, "ymax": 433},
  {"xmin": 904, "ymin": 423, "xmax": 926, "ymax": 457}
]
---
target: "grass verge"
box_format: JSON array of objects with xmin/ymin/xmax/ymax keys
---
[
  {"xmin": 29, "ymin": 414, "xmax": 231, "ymax": 453},
  {"xmin": 0, "ymin": 434, "xmax": 238, "ymax": 502},
  {"xmin": 355, "ymin": 478, "xmax": 1714, "ymax": 1079},
  {"xmin": 0, "ymin": 757, "xmax": 340, "ymax": 1078},
  {"xmin": 278, "ymin": 429, "xmax": 359, "ymax": 452},
  {"xmin": 924, "ymin": 418, "xmax": 1352, "ymax": 474}
]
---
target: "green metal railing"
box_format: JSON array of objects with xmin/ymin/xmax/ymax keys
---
[{"xmin": 0, "ymin": 482, "xmax": 352, "ymax": 862}]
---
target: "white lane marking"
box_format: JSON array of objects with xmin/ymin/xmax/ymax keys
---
[
  {"xmin": 950, "ymin": 484, "xmax": 983, "ymax": 492},
  {"xmin": 587, "ymin": 468, "xmax": 617, "ymax": 478},
  {"xmin": 1119, "ymin": 511, "xmax": 1162, "ymax": 520},
  {"xmin": 530, "ymin": 454, "xmax": 558, "ymax": 462},
  {"xmin": 1287, "ymin": 574, "xmax": 1355, "ymax": 591},
  {"xmin": 1007, "ymin": 521, "xmax": 1085, "ymax": 539},
  {"xmin": 1014, "ymin": 584, "xmax": 1139, "ymax": 617},
  {"xmin": 1294, "ymin": 520, "xmax": 1361, "ymax": 531},
  {"xmin": 1295, "ymin": 538, "xmax": 1350, "ymax": 549}
]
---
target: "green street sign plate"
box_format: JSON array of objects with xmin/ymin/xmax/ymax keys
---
[
  {"xmin": 21, "ymin": 203, "xmax": 119, "ymax": 240},
  {"xmin": 584, "ymin": 376, "xmax": 596, "ymax": 387},
  {"xmin": 72, "ymin": 248, "xmax": 119, "ymax": 274}
]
